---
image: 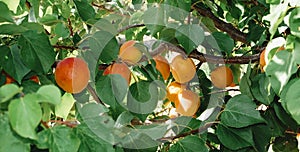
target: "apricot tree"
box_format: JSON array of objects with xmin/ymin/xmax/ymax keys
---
[{"xmin": 0, "ymin": 0, "xmax": 300, "ymax": 152}]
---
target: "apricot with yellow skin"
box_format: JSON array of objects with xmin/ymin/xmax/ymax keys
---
[
  {"xmin": 210, "ymin": 66, "xmax": 233, "ymax": 89},
  {"xmin": 119, "ymin": 40, "xmax": 143, "ymax": 64},
  {"xmin": 175, "ymin": 89, "xmax": 200, "ymax": 116},
  {"xmin": 55, "ymin": 57, "xmax": 90, "ymax": 93},
  {"xmin": 153, "ymin": 55, "xmax": 170, "ymax": 80},
  {"xmin": 170, "ymin": 55, "xmax": 196, "ymax": 84},
  {"xmin": 103, "ymin": 62, "xmax": 131, "ymax": 85}
]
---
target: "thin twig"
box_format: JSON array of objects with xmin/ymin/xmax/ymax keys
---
[
  {"xmin": 118, "ymin": 23, "xmax": 145, "ymax": 33},
  {"xmin": 67, "ymin": 18, "xmax": 74, "ymax": 36},
  {"xmin": 158, "ymin": 121, "xmax": 217, "ymax": 141},
  {"xmin": 209, "ymin": 88, "xmax": 240, "ymax": 95},
  {"xmin": 53, "ymin": 45, "xmax": 78, "ymax": 50},
  {"xmin": 86, "ymin": 83, "xmax": 106, "ymax": 106}
]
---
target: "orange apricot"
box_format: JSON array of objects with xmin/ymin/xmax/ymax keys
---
[
  {"xmin": 175, "ymin": 89, "xmax": 200, "ymax": 116},
  {"xmin": 210, "ymin": 66, "xmax": 233, "ymax": 89},
  {"xmin": 260, "ymin": 49, "xmax": 266, "ymax": 72},
  {"xmin": 153, "ymin": 55, "xmax": 170, "ymax": 80},
  {"xmin": 119, "ymin": 40, "xmax": 143, "ymax": 64},
  {"xmin": 170, "ymin": 55, "xmax": 196, "ymax": 84},
  {"xmin": 55, "ymin": 57, "xmax": 90, "ymax": 93},
  {"xmin": 103, "ymin": 62, "xmax": 131, "ymax": 84},
  {"xmin": 30, "ymin": 75, "xmax": 39, "ymax": 83}
]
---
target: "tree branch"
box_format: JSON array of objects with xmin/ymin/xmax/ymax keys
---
[
  {"xmin": 118, "ymin": 24, "xmax": 145, "ymax": 33},
  {"xmin": 158, "ymin": 121, "xmax": 217, "ymax": 141},
  {"xmin": 148, "ymin": 42, "xmax": 260, "ymax": 64},
  {"xmin": 53, "ymin": 45, "xmax": 78, "ymax": 50},
  {"xmin": 192, "ymin": 5, "xmax": 248, "ymax": 43}
]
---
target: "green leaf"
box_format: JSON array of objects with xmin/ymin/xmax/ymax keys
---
[
  {"xmin": 0, "ymin": 1, "xmax": 14, "ymax": 22},
  {"xmin": 0, "ymin": 113, "xmax": 30, "ymax": 152},
  {"xmin": 216, "ymin": 124, "xmax": 254, "ymax": 150},
  {"xmin": 37, "ymin": 126, "xmax": 81, "ymax": 152},
  {"xmin": 54, "ymin": 22, "xmax": 70, "ymax": 38},
  {"xmin": 77, "ymin": 103, "xmax": 115, "ymax": 144},
  {"xmin": 164, "ymin": 0, "xmax": 191, "ymax": 22},
  {"xmin": 282, "ymin": 78, "xmax": 300, "ymax": 124},
  {"xmin": 80, "ymin": 31, "xmax": 116, "ymax": 80},
  {"xmin": 120, "ymin": 130, "xmax": 159, "ymax": 149},
  {"xmin": 0, "ymin": 45, "xmax": 31, "ymax": 83},
  {"xmin": 38, "ymin": 14, "xmax": 60, "ymax": 26},
  {"xmin": 220, "ymin": 94, "xmax": 265, "ymax": 128},
  {"xmin": 211, "ymin": 32, "xmax": 234, "ymax": 55},
  {"xmin": 0, "ymin": 0, "xmax": 20, "ymax": 13},
  {"xmin": 169, "ymin": 135, "xmax": 208, "ymax": 152},
  {"xmin": 55, "ymin": 93, "xmax": 75, "ymax": 120},
  {"xmin": 265, "ymin": 50, "xmax": 298, "ymax": 95},
  {"xmin": 95, "ymin": 75, "xmax": 128, "ymax": 113},
  {"xmin": 8, "ymin": 94, "xmax": 42, "ymax": 139},
  {"xmin": 263, "ymin": 108, "xmax": 286, "ymax": 137},
  {"xmin": 263, "ymin": 2, "xmax": 289, "ymax": 38},
  {"xmin": 114, "ymin": 111, "xmax": 134, "ymax": 128},
  {"xmin": 0, "ymin": 24, "xmax": 27, "ymax": 35},
  {"xmin": 266, "ymin": 0, "xmax": 280, "ymax": 4},
  {"xmin": 98, "ymin": 35, "xmax": 119, "ymax": 63},
  {"xmin": 127, "ymin": 80, "xmax": 161, "ymax": 114},
  {"xmin": 175, "ymin": 24, "xmax": 205, "ymax": 54},
  {"xmin": 92, "ymin": 19, "xmax": 118, "ymax": 35},
  {"xmin": 75, "ymin": 123, "xmax": 115, "ymax": 152},
  {"xmin": 0, "ymin": 84, "xmax": 21, "ymax": 103},
  {"xmin": 251, "ymin": 74, "xmax": 275, "ymax": 105},
  {"xmin": 252, "ymin": 124, "xmax": 272, "ymax": 152},
  {"xmin": 293, "ymin": 37, "xmax": 300, "ymax": 64},
  {"xmin": 74, "ymin": 0, "xmax": 95, "ymax": 21},
  {"xmin": 170, "ymin": 136, "xmax": 208, "ymax": 152},
  {"xmin": 37, "ymin": 85, "xmax": 61, "ymax": 105},
  {"xmin": 143, "ymin": 5, "xmax": 166, "ymax": 35},
  {"xmin": 289, "ymin": 8, "xmax": 300, "ymax": 38},
  {"xmin": 18, "ymin": 30, "xmax": 55, "ymax": 73}
]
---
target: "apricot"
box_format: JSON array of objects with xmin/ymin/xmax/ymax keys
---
[
  {"xmin": 55, "ymin": 57, "xmax": 90, "ymax": 93},
  {"xmin": 175, "ymin": 89, "xmax": 200, "ymax": 116},
  {"xmin": 166, "ymin": 81, "xmax": 186, "ymax": 104},
  {"xmin": 153, "ymin": 55, "xmax": 170, "ymax": 80},
  {"xmin": 210, "ymin": 66, "xmax": 233, "ymax": 89},
  {"xmin": 259, "ymin": 49, "xmax": 266, "ymax": 72},
  {"xmin": 170, "ymin": 55, "xmax": 196, "ymax": 84},
  {"xmin": 103, "ymin": 62, "xmax": 131, "ymax": 84},
  {"xmin": 29, "ymin": 76, "xmax": 39, "ymax": 83},
  {"xmin": 119, "ymin": 40, "xmax": 143, "ymax": 64}
]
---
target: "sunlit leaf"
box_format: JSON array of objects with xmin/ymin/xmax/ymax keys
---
[
  {"xmin": 8, "ymin": 94, "xmax": 42, "ymax": 139},
  {"xmin": 220, "ymin": 94, "xmax": 265, "ymax": 128}
]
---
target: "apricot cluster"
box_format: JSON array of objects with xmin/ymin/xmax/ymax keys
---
[{"xmin": 103, "ymin": 40, "xmax": 201, "ymax": 117}]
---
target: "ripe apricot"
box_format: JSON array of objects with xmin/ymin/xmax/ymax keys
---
[
  {"xmin": 30, "ymin": 76, "xmax": 39, "ymax": 83},
  {"xmin": 175, "ymin": 89, "xmax": 200, "ymax": 116},
  {"xmin": 210, "ymin": 66, "xmax": 233, "ymax": 89},
  {"xmin": 103, "ymin": 62, "xmax": 131, "ymax": 84},
  {"xmin": 166, "ymin": 81, "xmax": 186, "ymax": 104},
  {"xmin": 259, "ymin": 49, "xmax": 266, "ymax": 72},
  {"xmin": 170, "ymin": 55, "xmax": 196, "ymax": 84},
  {"xmin": 153, "ymin": 55, "xmax": 170, "ymax": 80},
  {"xmin": 119, "ymin": 40, "xmax": 143, "ymax": 64},
  {"xmin": 55, "ymin": 57, "xmax": 90, "ymax": 93}
]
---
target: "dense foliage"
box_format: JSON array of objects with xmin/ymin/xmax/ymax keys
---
[{"xmin": 0, "ymin": 0, "xmax": 300, "ymax": 151}]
